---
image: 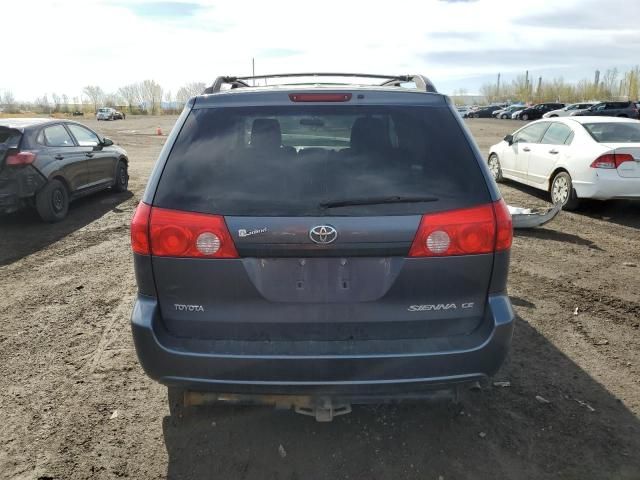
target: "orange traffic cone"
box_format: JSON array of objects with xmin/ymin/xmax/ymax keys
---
[{"xmin": 156, "ymin": 127, "xmax": 163, "ymax": 136}]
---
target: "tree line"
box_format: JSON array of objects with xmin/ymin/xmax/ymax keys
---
[
  {"xmin": 460, "ymin": 67, "xmax": 640, "ymax": 105},
  {"xmin": 0, "ymin": 80, "xmax": 206, "ymax": 115}
]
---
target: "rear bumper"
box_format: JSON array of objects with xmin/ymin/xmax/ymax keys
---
[
  {"xmin": 131, "ymin": 294, "xmax": 515, "ymax": 397},
  {"xmin": 574, "ymin": 171, "xmax": 640, "ymax": 200},
  {"xmin": 0, "ymin": 166, "xmax": 46, "ymax": 214}
]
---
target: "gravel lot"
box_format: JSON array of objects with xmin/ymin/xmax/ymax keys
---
[{"xmin": 1, "ymin": 115, "xmax": 639, "ymax": 480}]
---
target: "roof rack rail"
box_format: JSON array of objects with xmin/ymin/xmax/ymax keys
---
[{"xmin": 202, "ymin": 73, "xmax": 438, "ymax": 94}]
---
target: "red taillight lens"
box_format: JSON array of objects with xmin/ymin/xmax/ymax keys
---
[
  {"xmin": 493, "ymin": 198, "xmax": 513, "ymax": 251},
  {"xmin": 409, "ymin": 200, "xmax": 512, "ymax": 257},
  {"xmin": 6, "ymin": 151, "xmax": 36, "ymax": 166},
  {"xmin": 289, "ymin": 93, "xmax": 352, "ymax": 102},
  {"xmin": 590, "ymin": 153, "xmax": 634, "ymax": 169},
  {"xmin": 131, "ymin": 202, "xmax": 152, "ymax": 254},
  {"xmin": 148, "ymin": 207, "xmax": 238, "ymax": 258}
]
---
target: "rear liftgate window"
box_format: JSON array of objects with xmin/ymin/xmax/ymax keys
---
[{"xmin": 154, "ymin": 105, "xmax": 490, "ymax": 216}]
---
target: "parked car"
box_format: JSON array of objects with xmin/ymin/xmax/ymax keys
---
[
  {"xmin": 130, "ymin": 73, "xmax": 514, "ymax": 420},
  {"xmin": 96, "ymin": 107, "xmax": 125, "ymax": 121},
  {"xmin": 572, "ymin": 101, "xmax": 639, "ymax": 119},
  {"xmin": 515, "ymin": 103, "xmax": 565, "ymax": 121},
  {"xmin": 543, "ymin": 102, "xmax": 598, "ymax": 118},
  {"xmin": 495, "ymin": 105, "xmax": 525, "ymax": 119},
  {"xmin": 0, "ymin": 118, "xmax": 129, "ymax": 221},
  {"xmin": 456, "ymin": 106, "xmax": 472, "ymax": 117},
  {"xmin": 464, "ymin": 105, "xmax": 480, "ymax": 118},
  {"xmin": 488, "ymin": 117, "xmax": 640, "ymax": 210},
  {"xmin": 469, "ymin": 105, "xmax": 504, "ymax": 118},
  {"xmin": 511, "ymin": 109, "xmax": 525, "ymax": 120}
]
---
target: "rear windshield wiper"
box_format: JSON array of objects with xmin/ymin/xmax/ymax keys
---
[{"xmin": 320, "ymin": 195, "xmax": 439, "ymax": 209}]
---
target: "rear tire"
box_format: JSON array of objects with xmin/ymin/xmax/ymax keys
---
[
  {"xmin": 522, "ymin": 113, "xmax": 529, "ymax": 121},
  {"xmin": 551, "ymin": 171, "xmax": 580, "ymax": 210},
  {"xmin": 488, "ymin": 154, "xmax": 503, "ymax": 182},
  {"xmin": 112, "ymin": 160, "xmax": 129, "ymax": 192},
  {"xmin": 36, "ymin": 179, "xmax": 69, "ymax": 222}
]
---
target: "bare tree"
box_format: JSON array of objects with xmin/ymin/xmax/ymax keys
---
[
  {"xmin": 118, "ymin": 84, "xmax": 141, "ymax": 113},
  {"xmin": 52, "ymin": 93, "xmax": 61, "ymax": 113},
  {"xmin": 139, "ymin": 79, "xmax": 163, "ymax": 114},
  {"xmin": 600, "ymin": 68, "xmax": 619, "ymax": 99},
  {"xmin": 176, "ymin": 82, "xmax": 206, "ymax": 104},
  {"xmin": 61, "ymin": 94, "xmax": 69, "ymax": 113},
  {"xmin": 1, "ymin": 90, "xmax": 18, "ymax": 113},
  {"xmin": 83, "ymin": 85, "xmax": 104, "ymax": 112},
  {"xmin": 72, "ymin": 96, "xmax": 81, "ymax": 113},
  {"xmin": 103, "ymin": 92, "xmax": 121, "ymax": 108},
  {"xmin": 35, "ymin": 94, "xmax": 51, "ymax": 114}
]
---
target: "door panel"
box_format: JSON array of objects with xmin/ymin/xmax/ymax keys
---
[
  {"xmin": 67, "ymin": 124, "xmax": 116, "ymax": 186},
  {"xmin": 528, "ymin": 122, "xmax": 574, "ymax": 186},
  {"xmin": 42, "ymin": 124, "xmax": 89, "ymax": 191},
  {"xmin": 527, "ymin": 144, "xmax": 565, "ymax": 187}
]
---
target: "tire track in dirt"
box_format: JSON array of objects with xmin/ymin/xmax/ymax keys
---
[{"xmin": 511, "ymin": 266, "xmax": 640, "ymax": 328}]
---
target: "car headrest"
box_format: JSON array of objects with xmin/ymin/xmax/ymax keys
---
[
  {"xmin": 250, "ymin": 118, "xmax": 282, "ymax": 149},
  {"xmin": 350, "ymin": 117, "xmax": 390, "ymax": 152}
]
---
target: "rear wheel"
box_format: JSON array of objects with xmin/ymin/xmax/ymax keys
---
[
  {"xmin": 488, "ymin": 154, "xmax": 503, "ymax": 182},
  {"xmin": 36, "ymin": 179, "xmax": 69, "ymax": 222},
  {"xmin": 551, "ymin": 171, "xmax": 580, "ymax": 210},
  {"xmin": 522, "ymin": 113, "xmax": 529, "ymax": 121},
  {"xmin": 113, "ymin": 160, "xmax": 129, "ymax": 192}
]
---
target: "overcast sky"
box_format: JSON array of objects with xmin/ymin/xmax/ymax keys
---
[{"xmin": 3, "ymin": 0, "xmax": 639, "ymax": 100}]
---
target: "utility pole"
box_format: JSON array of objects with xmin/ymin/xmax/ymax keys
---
[
  {"xmin": 252, "ymin": 58, "xmax": 255, "ymax": 86},
  {"xmin": 496, "ymin": 73, "xmax": 501, "ymax": 99},
  {"xmin": 537, "ymin": 76, "xmax": 542, "ymax": 100},
  {"xmin": 525, "ymin": 70, "xmax": 529, "ymax": 103}
]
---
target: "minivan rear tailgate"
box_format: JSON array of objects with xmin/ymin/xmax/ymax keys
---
[{"xmin": 152, "ymin": 252, "xmax": 492, "ymax": 341}]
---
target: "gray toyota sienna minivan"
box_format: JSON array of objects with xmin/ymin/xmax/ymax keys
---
[{"xmin": 130, "ymin": 73, "xmax": 514, "ymax": 421}]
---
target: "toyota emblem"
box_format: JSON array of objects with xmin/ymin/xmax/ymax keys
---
[{"xmin": 309, "ymin": 225, "xmax": 338, "ymax": 244}]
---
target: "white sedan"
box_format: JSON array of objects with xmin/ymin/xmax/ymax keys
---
[
  {"xmin": 488, "ymin": 117, "xmax": 640, "ymax": 209},
  {"xmin": 542, "ymin": 102, "xmax": 598, "ymax": 118}
]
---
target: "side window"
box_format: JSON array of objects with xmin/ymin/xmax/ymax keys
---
[
  {"xmin": 43, "ymin": 125, "xmax": 75, "ymax": 147},
  {"xmin": 514, "ymin": 122, "xmax": 550, "ymax": 143},
  {"xmin": 67, "ymin": 124, "xmax": 100, "ymax": 147},
  {"xmin": 541, "ymin": 123, "xmax": 573, "ymax": 145},
  {"xmin": 564, "ymin": 131, "xmax": 574, "ymax": 145},
  {"xmin": 593, "ymin": 104, "xmax": 606, "ymax": 112}
]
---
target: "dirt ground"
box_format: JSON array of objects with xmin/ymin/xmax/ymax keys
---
[{"xmin": 1, "ymin": 115, "xmax": 639, "ymax": 480}]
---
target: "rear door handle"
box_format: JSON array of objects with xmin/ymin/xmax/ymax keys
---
[
  {"xmin": 54, "ymin": 154, "xmax": 64, "ymax": 160},
  {"xmin": 522, "ymin": 147, "xmax": 531, "ymax": 152},
  {"xmin": 549, "ymin": 149, "xmax": 559, "ymax": 154},
  {"xmin": 85, "ymin": 152, "xmax": 94, "ymax": 158}
]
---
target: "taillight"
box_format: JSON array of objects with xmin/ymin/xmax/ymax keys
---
[
  {"xmin": 148, "ymin": 207, "xmax": 238, "ymax": 258},
  {"xmin": 5, "ymin": 151, "xmax": 36, "ymax": 166},
  {"xmin": 289, "ymin": 93, "xmax": 352, "ymax": 102},
  {"xmin": 131, "ymin": 202, "xmax": 152, "ymax": 255},
  {"xmin": 409, "ymin": 200, "xmax": 512, "ymax": 257},
  {"xmin": 590, "ymin": 153, "xmax": 634, "ymax": 169},
  {"xmin": 493, "ymin": 198, "xmax": 513, "ymax": 251}
]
